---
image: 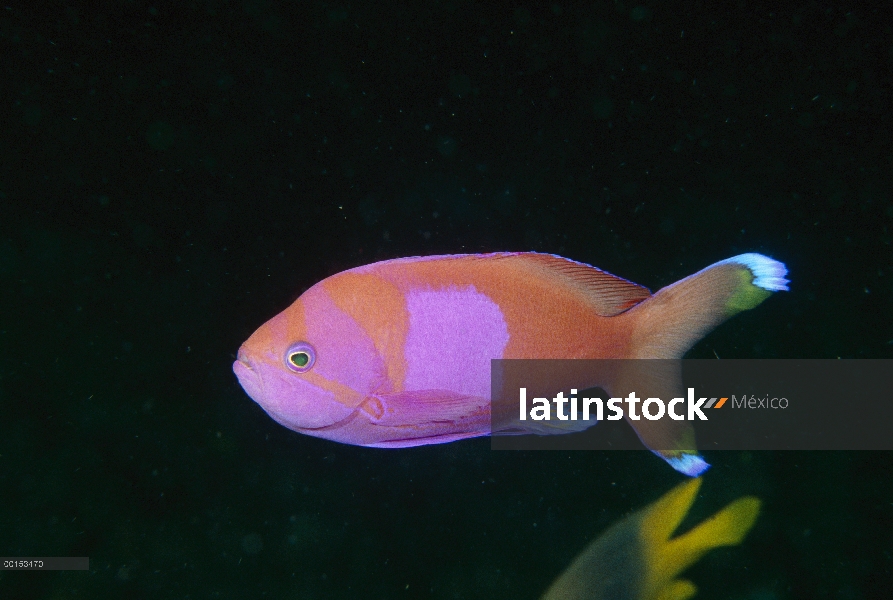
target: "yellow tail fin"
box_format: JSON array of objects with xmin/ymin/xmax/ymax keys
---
[
  {"xmin": 540, "ymin": 478, "xmax": 760, "ymax": 600},
  {"xmin": 640, "ymin": 478, "xmax": 761, "ymax": 600}
]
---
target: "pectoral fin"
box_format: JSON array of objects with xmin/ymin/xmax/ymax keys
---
[{"xmin": 359, "ymin": 389, "xmax": 490, "ymax": 447}]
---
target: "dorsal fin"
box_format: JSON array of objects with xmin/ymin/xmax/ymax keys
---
[{"xmin": 512, "ymin": 253, "xmax": 652, "ymax": 316}]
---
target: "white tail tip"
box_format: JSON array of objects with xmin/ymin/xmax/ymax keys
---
[{"xmin": 718, "ymin": 253, "xmax": 789, "ymax": 291}]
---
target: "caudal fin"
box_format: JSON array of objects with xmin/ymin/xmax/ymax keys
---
[
  {"xmin": 627, "ymin": 253, "xmax": 789, "ymax": 360},
  {"xmin": 540, "ymin": 477, "xmax": 761, "ymax": 600},
  {"xmin": 616, "ymin": 254, "xmax": 789, "ymax": 475}
]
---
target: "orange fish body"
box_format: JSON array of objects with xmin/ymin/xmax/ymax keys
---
[{"xmin": 234, "ymin": 252, "xmax": 788, "ymax": 475}]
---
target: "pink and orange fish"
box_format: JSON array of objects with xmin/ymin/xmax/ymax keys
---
[{"xmin": 233, "ymin": 252, "xmax": 788, "ymax": 475}]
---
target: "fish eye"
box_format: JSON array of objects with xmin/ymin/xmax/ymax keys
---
[{"xmin": 284, "ymin": 342, "xmax": 315, "ymax": 373}]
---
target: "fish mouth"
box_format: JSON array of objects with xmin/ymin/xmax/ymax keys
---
[
  {"xmin": 233, "ymin": 352, "xmax": 265, "ymax": 405},
  {"xmin": 233, "ymin": 349, "xmax": 356, "ymax": 430},
  {"xmin": 236, "ymin": 347, "xmax": 252, "ymax": 367}
]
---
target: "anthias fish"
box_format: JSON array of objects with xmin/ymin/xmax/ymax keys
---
[
  {"xmin": 540, "ymin": 477, "xmax": 760, "ymax": 600},
  {"xmin": 233, "ymin": 252, "xmax": 788, "ymax": 474}
]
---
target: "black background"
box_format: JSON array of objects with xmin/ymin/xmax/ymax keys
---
[{"xmin": 1, "ymin": 2, "xmax": 891, "ymax": 598}]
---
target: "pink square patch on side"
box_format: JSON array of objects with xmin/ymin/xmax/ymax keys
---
[{"xmin": 403, "ymin": 286, "xmax": 509, "ymax": 398}]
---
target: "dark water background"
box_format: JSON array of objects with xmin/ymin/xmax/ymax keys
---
[{"xmin": 1, "ymin": 2, "xmax": 891, "ymax": 598}]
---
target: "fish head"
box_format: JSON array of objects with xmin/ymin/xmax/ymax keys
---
[{"xmin": 233, "ymin": 281, "xmax": 389, "ymax": 433}]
